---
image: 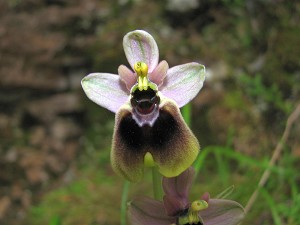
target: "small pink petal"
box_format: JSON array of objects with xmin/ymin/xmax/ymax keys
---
[
  {"xmin": 123, "ymin": 30, "xmax": 159, "ymax": 73},
  {"xmin": 81, "ymin": 73, "xmax": 129, "ymax": 113},
  {"xmin": 200, "ymin": 192, "xmax": 210, "ymax": 203},
  {"xmin": 160, "ymin": 63, "xmax": 205, "ymax": 107},
  {"xmin": 149, "ymin": 60, "xmax": 169, "ymax": 86},
  {"xmin": 118, "ymin": 65, "xmax": 137, "ymax": 90}
]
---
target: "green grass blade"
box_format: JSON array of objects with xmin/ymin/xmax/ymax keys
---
[{"xmin": 260, "ymin": 188, "xmax": 282, "ymax": 225}]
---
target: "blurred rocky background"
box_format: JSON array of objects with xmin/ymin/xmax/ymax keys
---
[{"xmin": 0, "ymin": 0, "xmax": 299, "ymax": 224}]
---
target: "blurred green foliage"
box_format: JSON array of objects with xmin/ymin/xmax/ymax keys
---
[{"xmin": 238, "ymin": 73, "xmax": 293, "ymax": 114}]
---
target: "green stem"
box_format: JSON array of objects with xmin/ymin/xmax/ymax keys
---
[
  {"xmin": 182, "ymin": 103, "xmax": 191, "ymax": 126},
  {"xmin": 121, "ymin": 180, "xmax": 130, "ymax": 225},
  {"xmin": 152, "ymin": 167, "xmax": 163, "ymax": 200}
]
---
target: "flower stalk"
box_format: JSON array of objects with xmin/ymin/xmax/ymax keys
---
[
  {"xmin": 152, "ymin": 167, "xmax": 163, "ymax": 200},
  {"xmin": 121, "ymin": 180, "xmax": 130, "ymax": 225}
]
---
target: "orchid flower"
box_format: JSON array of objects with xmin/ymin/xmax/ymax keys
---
[
  {"xmin": 129, "ymin": 167, "xmax": 245, "ymax": 225},
  {"xmin": 81, "ymin": 30, "xmax": 205, "ymax": 182}
]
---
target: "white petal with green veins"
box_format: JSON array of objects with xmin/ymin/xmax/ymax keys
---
[
  {"xmin": 81, "ymin": 73, "xmax": 129, "ymax": 113},
  {"xmin": 160, "ymin": 63, "xmax": 205, "ymax": 108},
  {"xmin": 123, "ymin": 30, "xmax": 159, "ymax": 73}
]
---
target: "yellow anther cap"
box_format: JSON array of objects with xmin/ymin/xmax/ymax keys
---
[
  {"xmin": 134, "ymin": 62, "xmax": 148, "ymax": 77},
  {"xmin": 190, "ymin": 200, "xmax": 208, "ymax": 212},
  {"xmin": 134, "ymin": 62, "xmax": 150, "ymax": 91}
]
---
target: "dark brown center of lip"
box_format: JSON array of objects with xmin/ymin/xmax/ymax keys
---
[{"xmin": 131, "ymin": 89, "xmax": 160, "ymax": 115}]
